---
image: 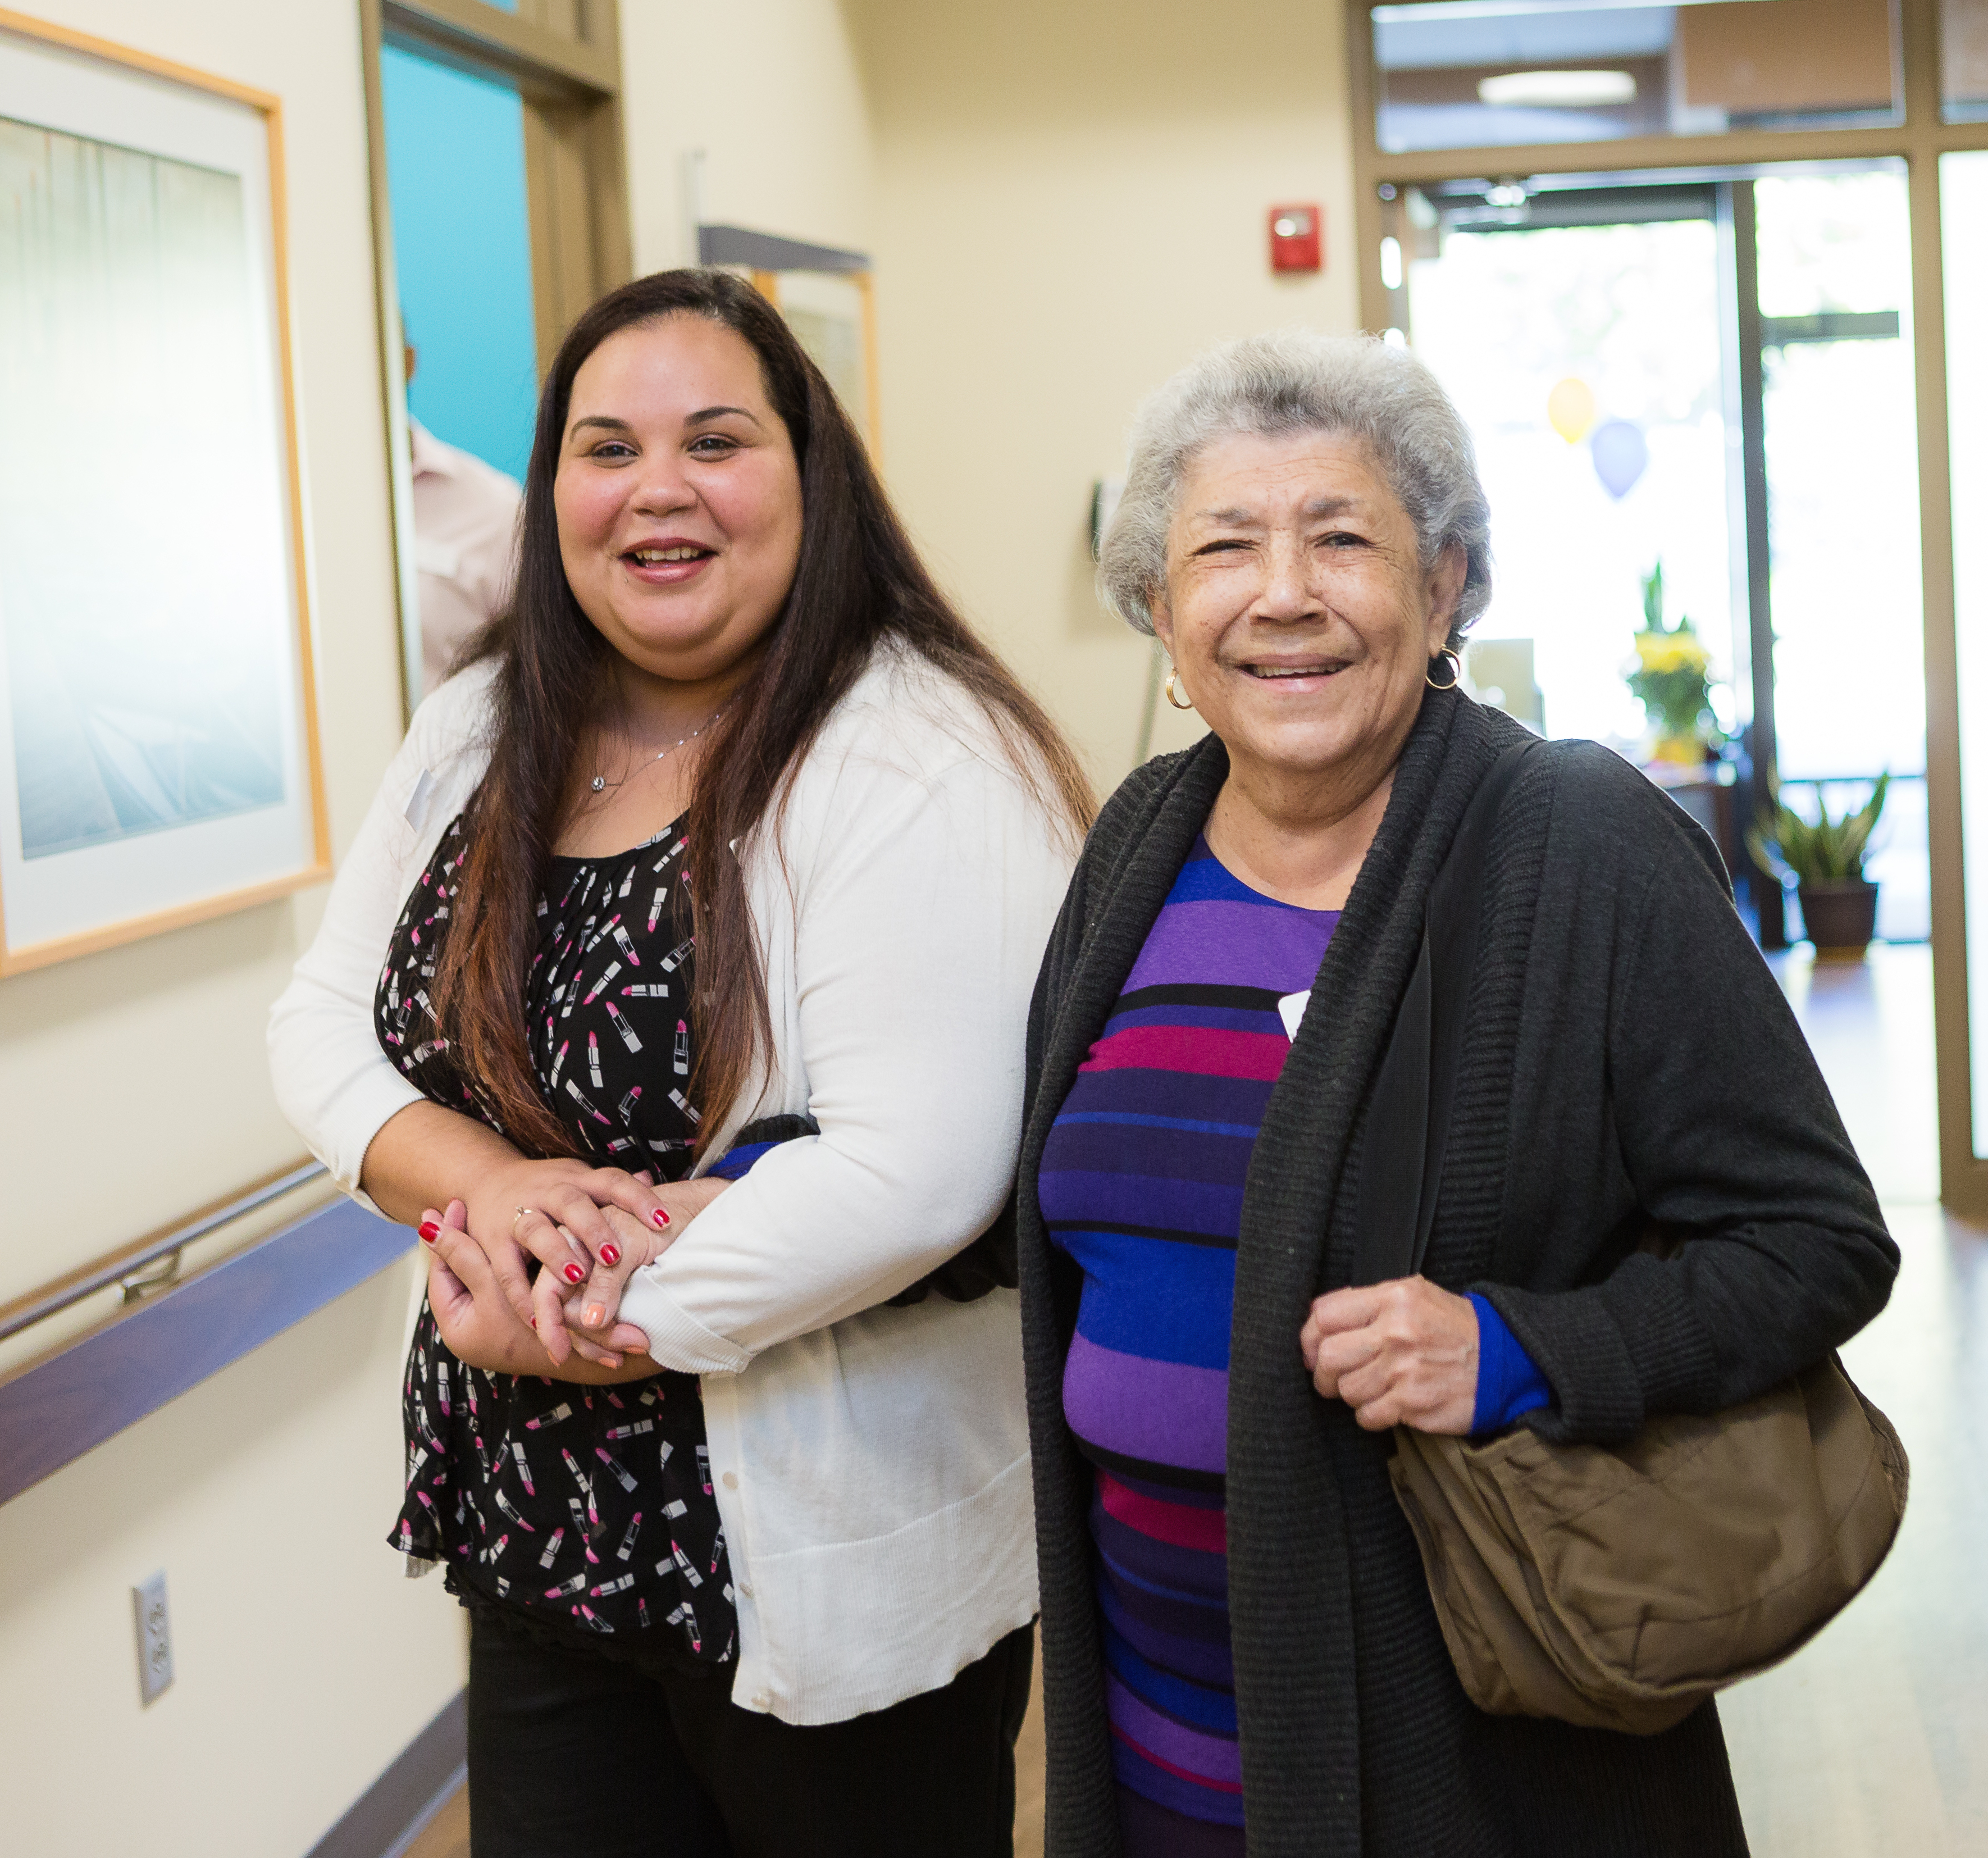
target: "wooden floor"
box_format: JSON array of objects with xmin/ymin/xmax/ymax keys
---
[
  {"xmin": 1015, "ymin": 1629, "xmax": 1047, "ymax": 1858},
  {"xmin": 1722, "ymin": 944, "xmax": 1988, "ymax": 1855},
  {"xmin": 403, "ymin": 1782, "xmax": 469, "ymax": 1858},
  {"xmin": 406, "ymin": 945, "xmax": 1972, "ymax": 1857}
]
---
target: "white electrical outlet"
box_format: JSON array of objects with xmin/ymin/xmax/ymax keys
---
[{"xmin": 132, "ymin": 1570, "xmax": 173, "ymax": 1705}]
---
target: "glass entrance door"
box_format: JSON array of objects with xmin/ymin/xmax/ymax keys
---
[
  {"xmin": 1397, "ymin": 164, "xmax": 1927, "ymax": 945},
  {"xmin": 1405, "ymin": 194, "xmax": 1734, "ymax": 749}
]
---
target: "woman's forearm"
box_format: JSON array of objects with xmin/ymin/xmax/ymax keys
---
[
  {"xmin": 466, "ymin": 1320, "xmax": 670, "ymax": 1385},
  {"xmin": 361, "ymin": 1099, "xmax": 525, "ymax": 1230},
  {"xmin": 537, "ymin": 1350, "xmax": 672, "ymax": 1386}
]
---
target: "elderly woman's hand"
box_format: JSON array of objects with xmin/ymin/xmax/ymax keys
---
[{"xmin": 1300, "ymin": 1277, "xmax": 1479, "ymax": 1435}]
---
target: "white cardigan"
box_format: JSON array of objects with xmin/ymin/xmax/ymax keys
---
[{"xmin": 268, "ymin": 646, "xmax": 1073, "ymax": 1723}]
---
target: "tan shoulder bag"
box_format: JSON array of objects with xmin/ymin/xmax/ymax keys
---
[{"xmin": 1359, "ymin": 741, "xmax": 1908, "ymax": 1737}]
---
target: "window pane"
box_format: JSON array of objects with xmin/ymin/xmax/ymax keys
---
[
  {"xmin": 1943, "ymin": 151, "xmax": 1988, "ymax": 1152},
  {"xmin": 1946, "ymin": 0, "xmax": 1988, "ymax": 120},
  {"xmin": 1755, "ymin": 170, "xmax": 1922, "ymax": 790},
  {"xmin": 1372, "ymin": 0, "xmax": 1902, "ymax": 154}
]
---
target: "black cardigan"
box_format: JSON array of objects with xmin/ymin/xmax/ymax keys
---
[{"xmin": 1015, "ymin": 687, "xmax": 1897, "ymax": 1858}]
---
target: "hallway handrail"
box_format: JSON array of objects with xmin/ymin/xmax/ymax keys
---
[
  {"xmin": 0, "ymin": 1185, "xmax": 411, "ymax": 1506},
  {"xmin": 0, "ymin": 1159, "xmax": 328, "ymax": 1346}
]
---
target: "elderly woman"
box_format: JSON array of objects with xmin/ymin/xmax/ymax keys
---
[{"xmin": 1016, "ymin": 330, "xmax": 1896, "ymax": 1856}]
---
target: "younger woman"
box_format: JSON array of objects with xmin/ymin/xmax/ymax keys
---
[{"xmin": 270, "ymin": 270, "xmax": 1089, "ymax": 1858}]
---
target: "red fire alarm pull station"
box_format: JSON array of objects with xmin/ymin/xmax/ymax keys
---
[{"xmin": 1269, "ymin": 203, "xmax": 1323, "ymax": 273}]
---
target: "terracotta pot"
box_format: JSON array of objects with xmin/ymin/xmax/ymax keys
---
[{"xmin": 1798, "ymin": 880, "xmax": 1878, "ymax": 960}]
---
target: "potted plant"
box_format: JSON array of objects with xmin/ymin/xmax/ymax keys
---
[
  {"xmin": 1747, "ymin": 774, "xmax": 1891, "ymax": 960},
  {"xmin": 1628, "ymin": 562, "xmax": 1721, "ymax": 766}
]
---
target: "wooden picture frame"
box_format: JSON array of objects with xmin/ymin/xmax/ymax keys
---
[{"xmin": 0, "ymin": 8, "xmax": 329, "ymax": 976}]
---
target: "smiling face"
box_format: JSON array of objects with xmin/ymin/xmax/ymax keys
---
[
  {"xmin": 1151, "ymin": 429, "xmax": 1463, "ymax": 799},
  {"xmin": 554, "ymin": 313, "xmax": 804, "ymax": 686}
]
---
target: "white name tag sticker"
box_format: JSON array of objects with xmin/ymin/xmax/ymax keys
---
[
  {"xmin": 1278, "ymin": 990, "xmax": 1310, "ymax": 1042},
  {"xmin": 404, "ymin": 767, "xmax": 440, "ymax": 832}
]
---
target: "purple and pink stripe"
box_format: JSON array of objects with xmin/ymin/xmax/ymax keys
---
[{"xmin": 1040, "ymin": 836, "xmax": 1338, "ymax": 1852}]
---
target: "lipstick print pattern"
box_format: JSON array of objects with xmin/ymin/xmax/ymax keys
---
[{"xmin": 376, "ymin": 813, "xmax": 735, "ymax": 1668}]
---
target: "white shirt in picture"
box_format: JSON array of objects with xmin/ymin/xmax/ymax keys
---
[{"xmin": 409, "ymin": 419, "xmax": 522, "ymax": 693}]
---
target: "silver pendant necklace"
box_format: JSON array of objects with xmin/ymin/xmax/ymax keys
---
[{"xmin": 590, "ymin": 702, "xmax": 730, "ymax": 794}]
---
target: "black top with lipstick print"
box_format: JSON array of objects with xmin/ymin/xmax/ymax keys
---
[{"xmin": 376, "ymin": 809, "xmax": 737, "ymax": 1674}]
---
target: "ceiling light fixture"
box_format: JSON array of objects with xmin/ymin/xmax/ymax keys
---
[{"xmin": 1478, "ymin": 69, "xmax": 1638, "ymax": 107}]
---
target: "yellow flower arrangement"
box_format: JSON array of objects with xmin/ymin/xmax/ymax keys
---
[
  {"xmin": 1633, "ymin": 631, "xmax": 1711, "ymax": 677},
  {"xmin": 1626, "ymin": 561, "xmax": 1721, "ymax": 757}
]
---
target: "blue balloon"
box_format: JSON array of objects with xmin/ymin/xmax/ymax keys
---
[{"xmin": 1590, "ymin": 418, "xmax": 1649, "ymax": 500}]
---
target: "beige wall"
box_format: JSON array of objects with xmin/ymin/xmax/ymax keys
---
[
  {"xmin": 0, "ymin": 3, "xmax": 462, "ymax": 1851},
  {"xmin": 0, "ymin": 4, "xmax": 1366, "ymax": 1845},
  {"xmin": 854, "ymin": 0, "xmax": 1362, "ymax": 787},
  {"xmin": 618, "ymin": 0, "xmax": 1362, "ymax": 788},
  {"xmin": 621, "ymin": 0, "xmax": 877, "ymax": 273},
  {"xmin": 0, "ymin": 1265, "xmax": 447, "ymax": 1857}
]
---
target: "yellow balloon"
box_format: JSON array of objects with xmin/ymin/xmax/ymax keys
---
[{"xmin": 1547, "ymin": 377, "xmax": 1598, "ymax": 444}]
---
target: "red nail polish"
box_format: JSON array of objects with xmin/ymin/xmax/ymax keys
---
[
  {"xmin": 530, "ymin": 1315, "xmax": 538, "ymax": 1329},
  {"xmin": 418, "ymin": 1221, "xmax": 439, "ymax": 1242},
  {"xmin": 600, "ymin": 1244, "xmax": 621, "ymax": 1267},
  {"xmin": 563, "ymin": 1263, "xmax": 585, "ymax": 1285},
  {"xmin": 652, "ymin": 1209, "xmax": 669, "ymax": 1228}
]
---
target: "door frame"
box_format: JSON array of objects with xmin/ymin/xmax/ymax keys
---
[{"xmin": 357, "ymin": 0, "xmax": 631, "ymax": 720}]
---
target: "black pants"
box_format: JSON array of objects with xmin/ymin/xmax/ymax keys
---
[{"xmin": 466, "ymin": 1611, "xmax": 1034, "ymax": 1858}]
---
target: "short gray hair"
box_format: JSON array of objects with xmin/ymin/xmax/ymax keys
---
[{"xmin": 1098, "ymin": 330, "xmax": 1492, "ymax": 648}]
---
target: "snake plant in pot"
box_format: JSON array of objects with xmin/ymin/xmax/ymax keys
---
[{"xmin": 1747, "ymin": 773, "xmax": 1890, "ymax": 960}]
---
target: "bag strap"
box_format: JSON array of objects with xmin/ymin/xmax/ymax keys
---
[{"xmin": 1351, "ymin": 737, "xmax": 1541, "ymax": 1287}]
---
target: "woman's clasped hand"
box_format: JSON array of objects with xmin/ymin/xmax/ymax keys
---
[
  {"xmin": 438, "ymin": 1154, "xmax": 668, "ymax": 1342},
  {"xmin": 546, "ymin": 1174, "xmax": 731, "ymax": 1357},
  {"xmin": 419, "ymin": 1168, "xmax": 731, "ymax": 1372},
  {"xmin": 1300, "ymin": 1276, "xmax": 1480, "ymax": 1436}
]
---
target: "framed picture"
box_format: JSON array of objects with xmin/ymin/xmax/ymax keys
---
[
  {"xmin": 697, "ymin": 224, "xmax": 881, "ymax": 453},
  {"xmin": 775, "ymin": 267, "xmax": 878, "ymax": 451},
  {"xmin": 0, "ymin": 9, "xmax": 327, "ymax": 976}
]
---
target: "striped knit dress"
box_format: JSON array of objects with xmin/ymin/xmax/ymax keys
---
[{"xmin": 1037, "ymin": 835, "xmax": 1338, "ymax": 1855}]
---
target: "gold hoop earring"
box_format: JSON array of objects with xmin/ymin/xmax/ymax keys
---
[
  {"xmin": 1426, "ymin": 649, "xmax": 1462, "ymax": 691},
  {"xmin": 1164, "ymin": 664, "xmax": 1196, "ymax": 712}
]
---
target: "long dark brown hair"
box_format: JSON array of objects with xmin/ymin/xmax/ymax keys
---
[{"xmin": 431, "ymin": 270, "xmax": 1093, "ymax": 1159}]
